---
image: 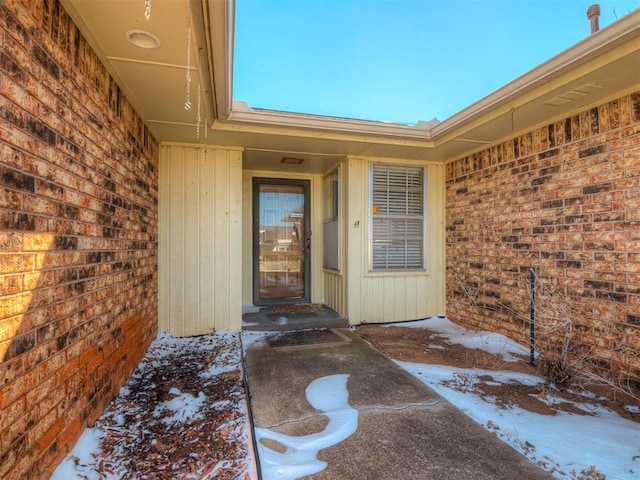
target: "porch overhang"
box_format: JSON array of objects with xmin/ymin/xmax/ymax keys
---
[
  {"xmin": 206, "ymin": 8, "xmax": 640, "ymax": 167},
  {"xmin": 60, "ymin": 0, "xmax": 640, "ymax": 168}
]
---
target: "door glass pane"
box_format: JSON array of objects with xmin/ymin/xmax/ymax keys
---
[{"xmin": 258, "ymin": 184, "xmax": 305, "ymax": 300}]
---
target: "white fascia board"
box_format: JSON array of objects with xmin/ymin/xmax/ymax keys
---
[
  {"xmin": 227, "ymin": 103, "xmax": 438, "ymax": 140},
  {"xmin": 206, "ymin": 0, "xmax": 236, "ymax": 120}
]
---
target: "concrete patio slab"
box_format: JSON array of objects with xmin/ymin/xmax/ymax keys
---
[
  {"xmin": 243, "ymin": 328, "xmax": 553, "ymax": 480},
  {"xmin": 242, "ymin": 304, "xmax": 348, "ymax": 332}
]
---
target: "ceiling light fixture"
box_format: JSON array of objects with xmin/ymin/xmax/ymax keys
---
[
  {"xmin": 281, "ymin": 157, "xmax": 304, "ymax": 165},
  {"xmin": 125, "ymin": 30, "xmax": 161, "ymax": 49}
]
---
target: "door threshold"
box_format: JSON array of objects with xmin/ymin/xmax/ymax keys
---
[{"xmin": 241, "ymin": 304, "xmax": 348, "ymax": 332}]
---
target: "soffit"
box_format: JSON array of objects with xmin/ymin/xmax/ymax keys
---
[
  {"xmin": 224, "ymin": 13, "xmax": 640, "ymax": 167},
  {"xmin": 61, "ymin": 0, "xmax": 217, "ymax": 138},
  {"xmin": 60, "ymin": 1, "xmax": 640, "ymax": 173}
]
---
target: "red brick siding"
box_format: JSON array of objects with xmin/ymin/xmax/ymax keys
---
[
  {"xmin": 0, "ymin": 1, "xmax": 159, "ymax": 478},
  {"xmin": 446, "ymin": 92, "xmax": 640, "ymax": 380}
]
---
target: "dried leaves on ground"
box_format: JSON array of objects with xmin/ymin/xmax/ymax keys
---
[
  {"xmin": 355, "ymin": 323, "xmax": 640, "ymax": 422},
  {"xmin": 55, "ymin": 321, "xmax": 637, "ymax": 480},
  {"xmin": 54, "ymin": 331, "xmax": 255, "ymax": 480}
]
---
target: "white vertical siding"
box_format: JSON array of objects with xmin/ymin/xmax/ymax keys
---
[
  {"xmin": 160, "ymin": 148, "xmax": 443, "ymax": 332},
  {"xmin": 345, "ymin": 156, "xmax": 445, "ymax": 324},
  {"xmin": 346, "ymin": 156, "xmax": 365, "ymax": 322},
  {"xmin": 199, "ymin": 150, "xmax": 215, "ymax": 332},
  {"xmin": 159, "ymin": 144, "xmax": 243, "ymax": 335},
  {"xmin": 183, "ymin": 150, "xmax": 201, "ymax": 334},
  {"xmin": 241, "ymin": 171, "xmax": 253, "ymax": 305},
  {"xmin": 310, "ymin": 173, "xmax": 324, "ymax": 302},
  {"xmin": 323, "ymin": 271, "xmax": 345, "ymax": 316}
]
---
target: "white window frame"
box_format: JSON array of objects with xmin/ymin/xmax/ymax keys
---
[
  {"xmin": 323, "ymin": 167, "xmax": 340, "ymax": 270},
  {"xmin": 369, "ymin": 162, "xmax": 425, "ymax": 272}
]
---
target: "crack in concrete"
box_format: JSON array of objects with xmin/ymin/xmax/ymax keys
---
[
  {"xmin": 260, "ymin": 400, "xmax": 443, "ymax": 430},
  {"xmin": 358, "ymin": 400, "xmax": 444, "ymax": 415}
]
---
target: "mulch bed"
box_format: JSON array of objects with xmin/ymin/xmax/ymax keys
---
[
  {"xmin": 355, "ymin": 324, "xmax": 640, "ymax": 422},
  {"xmin": 57, "ymin": 322, "xmax": 638, "ymax": 479},
  {"xmin": 56, "ymin": 331, "xmax": 255, "ymax": 480}
]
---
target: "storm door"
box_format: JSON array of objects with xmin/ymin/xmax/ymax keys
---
[{"xmin": 253, "ymin": 178, "xmax": 311, "ymax": 305}]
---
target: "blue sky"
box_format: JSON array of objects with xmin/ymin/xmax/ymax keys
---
[{"xmin": 233, "ymin": 0, "xmax": 639, "ymax": 125}]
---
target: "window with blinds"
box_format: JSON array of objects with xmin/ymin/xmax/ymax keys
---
[{"xmin": 370, "ymin": 163, "xmax": 424, "ymax": 270}]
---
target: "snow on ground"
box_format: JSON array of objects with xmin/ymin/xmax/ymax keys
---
[
  {"xmin": 388, "ymin": 317, "xmax": 640, "ymax": 480},
  {"xmin": 384, "ymin": 315, "xmax": 532, "ymax": 362},
  {"xmin": 51, "ymin": 330, "xmax": 256, "ymax": 480},
  {"xmin": 255, "ymin": 374, "xmax": 358, "ymax": 480},
  {"xmin": 50, "ymin": 319, "xmax": 639, "ymax": 480}
]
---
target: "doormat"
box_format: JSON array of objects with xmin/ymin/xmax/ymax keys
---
[
  {"xmin": 266, "ymin": 329, "xmax": 350, "ymax": 350},
  {"xmin": 271, "ymin": 304, "xmax": 325, "ymax": 314}
]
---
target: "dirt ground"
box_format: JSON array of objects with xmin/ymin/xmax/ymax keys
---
[
  {"xmin": 64, "ymin": 326, "xmax": 637, "ymax": 479},
  {"xmin": 354, "ymin": 324, "xmax": 640, "ymax": 422},
  {"xmin": 55, "ymin": 332, "xmax": 254, "ymax": 480}
]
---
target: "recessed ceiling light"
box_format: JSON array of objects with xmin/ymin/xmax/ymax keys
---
[{"xmin": 126, "ymin": 30, "xmax": 161, "ymax": 49}]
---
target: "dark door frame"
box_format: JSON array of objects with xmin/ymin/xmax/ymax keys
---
[{"xmin": 252, "ymin": 177, "xmax": 311, "ymax": 305}]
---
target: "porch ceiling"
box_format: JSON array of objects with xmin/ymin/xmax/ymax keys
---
[{"xmin": 61, "ymin": 1, "xmax": 640, "ymax": 173}]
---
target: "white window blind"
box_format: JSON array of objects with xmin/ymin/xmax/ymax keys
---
[{"xmin": 370, "ymin": 164, "xmax": 424, "ymax": 270}]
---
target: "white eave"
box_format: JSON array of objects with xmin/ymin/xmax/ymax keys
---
[
  {"xmin": 225, "ymin": 101, "xmax": 441, "ymax": 140},
  {"xmin": 215, "ymin": 8, "xmax": 640, "ymax": 149}
]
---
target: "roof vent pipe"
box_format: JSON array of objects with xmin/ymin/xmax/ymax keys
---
[{"xmin": 587, "ymin": 4, "xmax": 601, "ymax": 34}]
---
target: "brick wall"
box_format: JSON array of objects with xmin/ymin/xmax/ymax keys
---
[
  {"xmin": 1, "ymin": 1, "xmax": 159, "ymax": 478},
  {"xmin": 446, "ymin": 92, "xmax": 640, "ymax": 381}
]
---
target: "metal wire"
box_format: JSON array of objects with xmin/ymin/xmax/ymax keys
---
[
  {"xmin": 184, "ymin": 1, "xmax": 192, "ymax": 110},
  {"xmin": 197, "ymin": 84, "xmax": 201, "ymax": 139}
]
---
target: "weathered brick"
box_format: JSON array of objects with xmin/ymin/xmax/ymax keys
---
[
  {"xmin": 447, "ymin": 91, "xmax": 640, "ymax": 383},
  {"xmin": 0, "ymin": 1, "xmax": 158, "ymax": 478}
]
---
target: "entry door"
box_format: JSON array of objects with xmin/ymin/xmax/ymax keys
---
[{"xmin": 253, "ymin": 178, "xmax": 311, "ymax": 305}]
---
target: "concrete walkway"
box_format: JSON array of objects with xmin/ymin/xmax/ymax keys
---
[{"xmin": 243, "ymin": 328, "xmax": 553, "ymax": 480}]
